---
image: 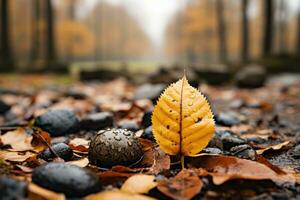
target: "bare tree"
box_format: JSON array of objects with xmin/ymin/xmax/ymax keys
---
[
  {"xmin": 241, "ymin": 0, "xmax": 249, "ymax": 61},
  {"xmin": 263, "ymin": 0, "xmax": 274, "ymax": 56},
  {"xmin": 30, "ymin": 0, "xmax": 41, "ymax": 62},
  {"xmin": 296, "ymin": 10, "xmax": 300, "ymax": 52},
  {"xmin": 278, "ymin": 0, "xmax": 288, "ymax": 54},
  {"xmin": 216, "ymin": 0, "xmax": 227, "ymax": 62},
  {"xmin": 45, "ymin": 0, "xmax": 56, "ymax": 62},
  {"xmin": 0, "ymin": 0, "xmax": 14, "ymax": 71}
]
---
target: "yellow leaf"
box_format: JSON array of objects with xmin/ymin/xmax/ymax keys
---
[{"xmin": 152, "ymin": 75, "xmax": 215, "ymax": 158}]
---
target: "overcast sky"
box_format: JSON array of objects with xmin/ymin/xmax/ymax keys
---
[{"xmin": 79, "ymin": 0, "xmax": 300, "ymax": 47}]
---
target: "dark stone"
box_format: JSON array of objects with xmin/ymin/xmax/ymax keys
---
[
  {"xmin": 235, "ymin": 65, "xmax": 267, "ymax": 88},
  {"xmin": 0, "ymin": 100, "xmax": 10, "ymax": 114},
  {"xmin": 39, "ymin": 143, "xmax": 73, "ymax": 161},
  {"xmin": 118, "ymin": 121, "xmax": 139, "ymax": 132},
  {"xmin": 215, "ymin": 112, "xmax": 241, "ymax": 127},
  {"xmin": 35, "ymin": 109, "xmax": 79, "ymax": 136},
  {"xmin": 142, "ymin": 109, "xmax": 153, "ymax": 128},
  {"xmin": 290, "ymin": 144, "xmax": 300, "ymax": 159},
  {"xmin": 148, "ymin": 66, "xmax": 199, "ymax": 87},
  {"xmin": 134, "ymin": 84, "xmax": 165, "ymax": 103},
  {"xmin": 0, "ymin": 176, "xmax": 27, "ymax": 200},
  {"xmin": 32, "ymin": 163, "xmax": 101, "ymax": 197},
  {"xmin": 202, "ymin": 147, "xmax": 223, "ymax": 155},
  {"xmin": 142, "ymin": 126, "xmax": 154, "ymax": 140},
  {"xmin": 221, "ymin": 132, "xmax": 246, "ymax": 150},
  {"xmin": 193, "ymin": 64, "xmax": 230, "ymax": 85},
  {"xmin": 230, "ymin": 144, "xmax": 256, "ymax": 160},
  {"xmin": 88, "ymin": 129, "xmax": 143, "ymax": 168},
  {"xmin": 80, "ymin": 112, "xmax": 113, "ymax": 130},
  {"xmin": 64, "ymin": 90, "xmax": 87, "ymax": 100}
]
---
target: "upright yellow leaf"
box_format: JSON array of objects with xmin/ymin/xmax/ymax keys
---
[{"xmin": 152, "ymin": 75, "xmax": 215, "ymax": 158}]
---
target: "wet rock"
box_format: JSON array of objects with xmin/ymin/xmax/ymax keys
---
[
  {"xmin": 230, "ymin": 144, "xmax": 256, "ymax": 160},
  {"xmin": 32, "ymin": 163, "xmax": 101, "ymax": 197},
  {"xmin": 235, "ymin": 65, "xmax": 267, "ymax": 88},
  {"xmin": 64, "ymin": 89, "xmax": 86, "ymax": 100},
  {"xmin": 210, "ymin": 130, "xmax": 246, "ymax": 151},
  {"xmin": 39, "ymin": 143, "xmax": 73, "ymax": 161},
  {"xmin": 35, "ymin": 109, "xmax": 79, "ymax": 136},
  {"xmin": 134, "ymin": 84, "xmax": 165, "ymax": 103},
  {"xmin": 141, "ymin": 109, "xmax": 153, "ymax": 128},
  {"xmin": 80, "ymin": 112, "xmax": 113, "ymax": 130},
  {"xmin": 0, "ymin": 100, "xmax": 10, "ymax": 114},
  {"xmin": 142, "ymin": 126, "xmax": 154, "ymax": 140},
  {"xmin": 194, "ymin": 64, "xmax": 230, "ymax": 85},
  {"xmin": 88, "ymin": 128, "xmax": 143, "ymax": 168},
  {"xmin": 221, "ymin": 132, "xmax": 246, "ymax": 150},
  {"xmin": 215, "ymin": 112, "xmax": 241, "ymax": 126},
  {"xmin": 202, "ymin": 147, "xmax": 223, "ymax": 155},
  {"xmin": 118, "ymin": 121, "xmax": 139, "ymax": 132},
  {"xmin": 0, "ymin": 176, "xmax": 27, "ymax": 200},
  {"xmin": 290, "ymin": 144, "xmax": 300, "ymax": 159}
]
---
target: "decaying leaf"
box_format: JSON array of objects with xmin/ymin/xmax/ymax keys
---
[
  {"xmin": 0, "ymin": 150, "xmax": 36, "ymax": 162},
  {"xmin": 0, "ymin": 128, "xmax": 33, "ymax": 151},
  {"xmin": 152, "ymin": 75, "xmax": 215, "ymax": 160},
  {"xmin": 121, "ymin": 174, "xmax": 157, "ymax": 194},
  {"xmin": 85, "ymin": 190, "xmax": 156, "ymax": 200},
  {"xmin": 157, "ymin": 169, "xmax": 203, "ymax": 200},
  {"xmin": 256, "ymin": 141, "xmax": 291, "ymax": 155},
  {"xmin": 67, "ymin": 158, "xmax": 89, "ymax": 167},
  {"xmin": 68, "ymin": 138, "xmax": 89, "ymax": 152},
  {"xmin": 28, "ymin": 183, "xmax": 65, "ymax": 200},
  {"xmin": 190, "ymin": 155, "xmax": 295, "ymax": 185}
]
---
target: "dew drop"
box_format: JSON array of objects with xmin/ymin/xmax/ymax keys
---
[
  {"xmin": 114, "ymin": 135, "xmax": 121, "ymax": 141},
  {"xmin": 188, "ymin": 102, "xmax": 193, "ymax": 106},
  {"xmin": 123, "ymin": 131, "xmax": 131, "ymax": 136}
]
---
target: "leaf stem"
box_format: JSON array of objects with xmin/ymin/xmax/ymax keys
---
[{"xmin": 181, "ymin": 155, "xmax": 185, "ymax": 169}]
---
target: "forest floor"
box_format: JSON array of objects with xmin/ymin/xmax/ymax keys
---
[{"xmin": 0, "ymin": 73, "xmax": 299, "ymax": 200}]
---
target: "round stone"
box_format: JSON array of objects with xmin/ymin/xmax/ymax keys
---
[
  {"xmin": 35, "ymin": 109, "xmax": 79, "ymax": 136},
  {"xmin": 88, "ymin": 128, "xmax": 143, "ymax": 168},
  {"xmin": 32, "ymin": 163, "xmax": 101, "ymax": 197},
  {"xmin": 39, "ymin": 143, "xmax": 73, "ymax": 161}
]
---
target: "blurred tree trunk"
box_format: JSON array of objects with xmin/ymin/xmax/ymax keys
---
[
  {"xmin": 216, "ymin": 0, "xmax": 227, "ymax": 62},
  {"xmin": 263, "ymin": 0, "xmax": 273, "ymax": 56},
  {"xmin": 241, "ymin": 0, "xmax": 249, "ymax": 62},
  {"xmin": 0, "ymin": 0, "xmax": 14, "ymax": 71},
  {"xmin": 67, "ymin": 0, "xmax": 76, "ymax": 61},
  {"xmin": 296, "ymin": 10, "xmax": 300, "ymax": 52},
  {"xmin": 45, "ymin": 0, "xmax": 56, "ymax": 62},
  {"xmin": 30, "ymin": 0, "xmax": 40, "ymax": 62},
  {"xmin": 278, "ymin": 0, "xmax": 287, "ymax": 54}
]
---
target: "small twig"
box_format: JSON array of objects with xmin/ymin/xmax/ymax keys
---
[{"xmin": 32, "ymin": 127, "xmax": 61, "ymax": 160}]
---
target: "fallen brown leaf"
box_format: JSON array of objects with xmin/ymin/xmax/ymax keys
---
[
  {"xmin": 157, "ymin": 169, "xmax": 203, "ymax": 200},
  {"xmin": 0, "ymin": 150, "xmax": 36, "ymax": 162},
  {"xmin": 256, "ymin": 141, "xmax": 291, "ymax": 155},
  {"xmin": 190, "ymin": 155, "xmax": 295, "ymax": 185},
  {"xmin": 31, "ymin": 129, "xmax": 51, "ymax": 153},
  {"xmin": 67, "ymin": 158, "xmax": 89, "ymax": 168},
  {"xmin": 121, "ymin": 174, "xmax": 157, "ymax": 194},
  {"xmin": 28, "ymin": 183, "xmax": 65, "ymax": 200},
  {"xmin": 69, "ymin": 138, "xmax": 89, "ymax": 152},
  {"xmin": 85, "ymin": 190, "xmax": 156, "ymax": 200},
  {"xmin": 0, "ymin": 128, "xmax": 33, "ymax": 151},
  {"xmin": 149, "ymin": 147, "xmax": 170, "ymax": 174}
]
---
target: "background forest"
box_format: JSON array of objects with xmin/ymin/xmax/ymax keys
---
[{"xmin": 0, "ymin": 0, "xmax": 299, "ymax": 74}]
